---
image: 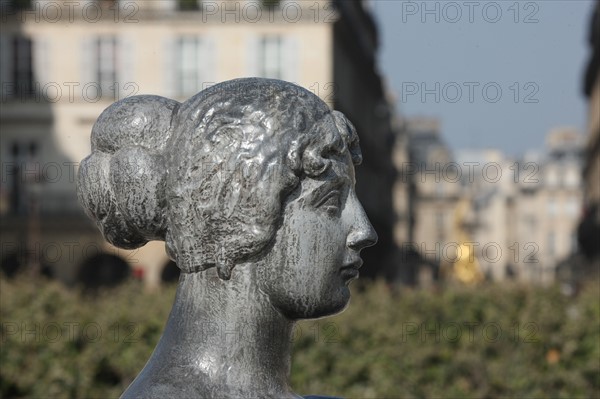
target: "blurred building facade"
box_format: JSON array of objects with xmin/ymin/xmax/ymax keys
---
[
  {"xmin": 395, "ymin": 118, "xmax": 584, "ymax": 286},
  {"xmin": 579, "ymin": 0, "xmax": 600, "ymax": 271},
  {"xmin": 393, "ymin": 117, "xmax": 460, "ymax": 285},
  {"xmin": 509, "ymin": 129, "xmax": 584, "ymax": 285},
  {"xmin": 455, "ymin": 149, "xmax": 514, "ymax": 282},
  {"xmin": 0, "ymin": 0, "xmax": 398, "ymax": 286}
]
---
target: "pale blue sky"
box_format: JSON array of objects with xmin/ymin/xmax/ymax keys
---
[{"xmin": 372, "ymin": 0, "xmax": 595, "ymax": 156}]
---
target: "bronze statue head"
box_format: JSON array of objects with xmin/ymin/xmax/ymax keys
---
[{"xmin": 78, "ymin": 78, "xmax": 377, "ymax": 397}]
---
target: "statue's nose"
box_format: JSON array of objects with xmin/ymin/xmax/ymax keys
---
[
  {"xmin": 346, "ymin": 201, "xmax": 378, "ymax": 251},
  {"xmin": 347, "ymin": 223, "xmax": 378, "ymax": 251}
]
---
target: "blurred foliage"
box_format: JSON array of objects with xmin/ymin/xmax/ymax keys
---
[
  {"xmin": 1, "ymin": 276, "xmax": 598, "ymax": 398},
  {"xmin": 0, "ymin": 277, "xmax": 174, "ymax": 398},
  {"xmin": 294, "ymin": 281, "xmax": 600, "ymax": 398}
]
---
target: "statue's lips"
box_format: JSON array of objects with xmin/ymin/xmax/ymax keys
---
[{"xmin": 340, "ymin": 259, "xmax": 363, "ymax": 279}]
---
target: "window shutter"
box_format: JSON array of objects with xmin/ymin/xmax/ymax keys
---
[
  {"xmin": 246, "ymin": 35, "xmax": 259, "ymax": 77},
  {"xmin": 118, "ymin": 34, "xmax": 135, "ymax": 96},
  {"xmin": 202, "ymin": 35, "xmax": 216, "ymax": 90},
  {"xmin": 195, "ymin": 36, "xmax": 205, "ymax": 93},
  {"xmin": 81, "ymin": 36, "xmax": 95, "ymax": 86},
  {"xmin": 33, "ymin": 36, "xmax": 50, "ymax": 86},
  {"xmin": 282, "ymin": 36, "xmax": 298, "ymax": 83},
  {"xmin": 163, "ymin": 35, "xmax": 176, "ymax": 98},
  {"xmin": 0, "ymin": 34, "xmax": 12, "ymax": 98}
]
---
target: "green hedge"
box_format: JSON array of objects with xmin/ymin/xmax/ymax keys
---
[{"xmin": 1, "ymin": 277, "xmax": 598, "ymax": 398}]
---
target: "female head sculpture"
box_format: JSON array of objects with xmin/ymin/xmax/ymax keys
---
[{"xmin": 78, "ymin": 78, "xmax": 377, "ymax": 398}]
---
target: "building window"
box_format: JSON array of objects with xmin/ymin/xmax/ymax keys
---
[
  {"xmin": 13, "ymin": 36, "xmax": 33, "ymax": 97},
  {"xmin": 435, "ymin": 181, "xmax": 444, "ymax": 197},
  {"xmin": 525, "ymin": 215, "xmax": 536, "ymax": 236},
  {"xmin": 564, "ymin": 167, "xmax": 580, "ymax": 188},
  {"xmin": 545, "ymin": 167, "xmax": 558, "ymax": 188},
  {"xmin": 570, "ymin": 232, "xmax": 578, "ymax": 253},
  {"xmin": 2, "ymin": 141, "xmax": 40, "ymax": 215},
  {"xmin": 547, "ymin": 232, "xmax": 555, "ymax": 257},
  {"xmin": 436, "ymin": 212, "xmax": 445, "ymax": 229},
  {"xmin": 0, "ymin": 35, "xmax": 34, "ymax": 99},
  {"xmin": 259, "ymin": 36, "xmax": 283, "ymax": 79},
  {"xmin": 94, "ymin": 36, "xmax": 118, "ymax": 98},
  {"xmin": 97, "ymin": 0, "xmax": 118, "ymax": 7},
  {"xmin": 6, "ymin": 142, "xmax": 22, "ymax": 214},
  {"xmin": 175, "ymin": 36, "xmax": 209, "ymax": 98},
  {"xmin": 178, "ymin": 0, "xmax": 201, "ymax": 10},
  {"xmin": 436, "ymin": 211, "xmax": 445, "ymax": 243},
  {"xmin": 565, "ymin": 197, "xmax": 579, "ymax": 217},
  {"xmin": 262, "ymin": 0, "xmax": 281, "ymax": 8},
  {"xmin": 247, "ymin": 34, "xmax": 297, "ymax": 82},
  {"xmin": 547, "ymin": 197, "xmax": 557, "ymax": 217},
  {"xmin": 3, "ymin": 0, "xmax": 32, "ymax": 11}
]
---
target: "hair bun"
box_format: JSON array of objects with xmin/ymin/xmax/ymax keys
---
[
  {"xmin": 92, "ymin": 95, "xmax": 179, "ymax": 153},
  {"xmin": 78, "ymin": 95, "xmax": 180, "ymax": 250},
  {"xmin": 110, "ymin": 147, "xmax": 167, "ymax": 241}
]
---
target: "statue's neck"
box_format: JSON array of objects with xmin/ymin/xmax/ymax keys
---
[{"xmin": 131, "ymin": 265, "xmax": 298, "ymax": 398}]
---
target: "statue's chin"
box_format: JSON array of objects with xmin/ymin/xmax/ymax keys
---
[{"xmin": 274, "ymin": 286, "xmax": 351, "ymax": 320}]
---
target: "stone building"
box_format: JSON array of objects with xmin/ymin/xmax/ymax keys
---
[
  {"xmin": 454, "ymin": 149, "xmax": 514, "ymax": 281},
  {"xmin": 0, "ymin": 0, "xmax": 398, "ymax": 286},
  {"xmin": 511, "ymin": 129, "xmax": 584, "ymax": 285},
  {"xmin": 456, "ymin": 130, "xmax": 584, "ymax": 285},
  {"xmin": 394, "ymin": 117, "xmax": 460, "ymax": 285},
  {"xmin": 396, "ymin": 119, "xmax": 584, "ymax": 286},
  {"xmin": 579, "ymin": 0, "xmax": 600, "ymax": 269}
]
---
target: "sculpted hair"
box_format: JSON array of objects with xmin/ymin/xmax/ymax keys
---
[
  {"xmin": 78, "ymin": 78, "xmax": 361, "ymax": 279},
  {"xmin": 77, "ymin": 95, "xmax": 179, "ymax": 249}
]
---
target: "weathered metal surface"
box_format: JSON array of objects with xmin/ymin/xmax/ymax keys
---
[{"xmin": 78, "ymin": 78, "xmax": 377, "ymax": 398}]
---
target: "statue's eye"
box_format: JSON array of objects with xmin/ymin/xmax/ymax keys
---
[{"xmin": 316, "ymin": 190, "xmax": 341, "ymax": 216}]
